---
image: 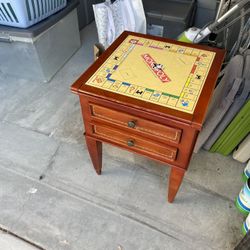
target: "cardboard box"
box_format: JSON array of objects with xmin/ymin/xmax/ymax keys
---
[{"xmin": 94, "ymin": 43, "xmax": 105, "ymax": 61}]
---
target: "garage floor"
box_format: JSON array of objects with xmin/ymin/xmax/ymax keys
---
[{"xmin": 0, "ymin": 23, "xmax": 246, "ymax": 250}]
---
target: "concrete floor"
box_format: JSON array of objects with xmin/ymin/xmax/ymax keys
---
[
  {"xmin": 0, "ymin": 23, "xmax": 247, "ymax": 250},
  {"xmin": 0, "ymin": 231, "xmax": 40, "ymax": 250}
]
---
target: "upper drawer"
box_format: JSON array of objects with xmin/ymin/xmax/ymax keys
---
[{"xmin": 90, "ymin": 104, "xmax": 182, "ymax": 144}]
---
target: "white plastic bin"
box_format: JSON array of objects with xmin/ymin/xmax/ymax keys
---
[{"xmin": 0, "ymin": 0, "xmax": 67, "ymax": 28}]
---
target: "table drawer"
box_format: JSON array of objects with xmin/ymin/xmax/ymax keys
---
[
  {"xmin": 92, "ymin": 124, "xmax": 178, "ymax": 161},
  {"xmin": 90, "ymin": 104, "xmax": 182, "ymax": 144}
]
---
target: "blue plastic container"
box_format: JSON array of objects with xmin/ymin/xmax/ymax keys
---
[
  {"xmin": 243, "ymin": 160, "xmax": 250, "ymax": 182},
  {"xmin": 236, "ymin": 179, "xmax": 250, "ymax": 216},
  {"xmin": 0, "ymin": 0, "xmax": 67, "ymax": 28},
  {"xmin": 242, "ymin": 213, "xmax": 250, "ymax": 235}
]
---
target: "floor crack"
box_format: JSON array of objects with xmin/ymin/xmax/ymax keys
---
[
  {"xmin": 0, "ymin": 226, "xmax": 45, "ymax": 250},
  {"xmin": 39, "ymin": 145, "xmax": 60, "ymax": 181}
]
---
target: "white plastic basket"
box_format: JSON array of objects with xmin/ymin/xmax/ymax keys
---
[{"xmin": 0, "ymin": 0, "xmax": 67, "ymax": 28}]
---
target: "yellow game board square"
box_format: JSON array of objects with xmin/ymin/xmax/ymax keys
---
[
  {"xmin": 144, "ymin": 40, "xmax": 152, "ymax": 47},
  {"xmin": 121, "ymin": 46, "xmax": 130, "ymax": 53},
  {"xmin": 99, "ymin": 67, "xmax": 110, "ymax": 75},
  {"xmin": 133, "ymin": 87, "xmax": 146, "ymax": 98},
  {"xmin": 183, "ymin": 87, "xmax": 198, "ymax": 95},
  {"xmin": 137, "ymin": 38, "xmax": 146, "ymax": 44},
  {"xmin": 199, "ymin": 52, "xmax": 213, "ymax": 59},
  {"xmin": 176, "ymin": 99, "xmax": 195, "ymax": 111},
  {"xmin": 184, "ymin": 48, "xmax": 193, "ymax": 55},
  {"xmin": 126, "ymin": 85, "xmax": 137, "ymax": 95},
  {"xmin": 196, "ymin": 70, "xmax": 206, "ymax": 77},
  {"xmin": 105, "ymin": 63, "xmax": 113, "ymax": 71},
  {"xmin": 168, "ymin": 97, "xmax": 178, "ymax": 106},
  {"xmin": 183, "ymin": 93, "xmax": 196, "ymax": 100},
  {"xmin": 142, "ymin": 89, "xmax": 154, "ymax": 100},
  {"xmin": 170, "ymin": 45, "xmax": 178, "ymax": 52},
  {"xmin": 196, "ymin": 66, "xmax": 206, "ymax": 73},
  {"xmin": 163, "ymin": 43, "xmax": 172, "ymax": 50},
  {"xmin": 192, "ymin": 78, "xmax": 203, "ymax": 85},
  {"xmin": 191, "ymin": 50, "xmax": 200, "ymax": 56},
  {"xmin": 157, "ymin": 42, "xmax": 166, "ymax": 49},
  {"xmin": 110, "ymin": 81, "xmax": 122, "ymax": 91},
  {"xmin": 102, "ymin": 81, "xmax": 113, "ymax": 89},
  {"xmin": 150, "ymin": 91, "xmax": 161, "ymax": 102},
  {"xmin": 188, "ymin": 83, "xmax": 200, "ymax": 90},
  {"xmin": 98, "ymin": 72, "xmax": 107, "ymax": 77},
  {"xmin": 115, "ymin": 51, "xmax": 123, "ymax": 57},
  {"xmin": 200, "ymin": 57, "xmax": 210, "ymax": 63},
  {"xmin": 199, "ymin": 63, "xmax": 209, "ymax": 68},
  {"xmin": 90, "ymin": 75, "xmax": 106, "ymax": 86},
  {"xmin": 177, "ymin": 47, "xmax": 186, "ymax": 54},
  {"xmin": 159, "ymin": 94, "xmax": 170, "ymax": 104},
  {"xmin": 118, "ymin": 82, "xmax": 130, "ymax": 93},
  {"xmin": 150, "ymin": 41, "xmax": 159, "ymax": 47}
]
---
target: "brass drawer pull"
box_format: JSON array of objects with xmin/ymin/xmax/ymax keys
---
[
  {"xmin": 127, "ymin": 120, "xmax": 136, "ymax": 128},
  {"xmin": 127, "ymin": 139, "xmax": 135, "ymax": 147}
]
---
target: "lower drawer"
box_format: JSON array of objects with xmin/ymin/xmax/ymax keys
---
[{"xmin": 92, "ymin": 124, "xmax": 178, "ymax": 161}]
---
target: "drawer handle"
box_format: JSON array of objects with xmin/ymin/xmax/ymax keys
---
[
  {"xmin": 127, "ymin": 120, "xmax": 136, "ymax": 128},
  {"xmin": 127, "ymin": 139, "xmax": 135, "ymax": 147}
]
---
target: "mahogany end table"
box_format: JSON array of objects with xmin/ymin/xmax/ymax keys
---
[{"xmin": 71, "ymin": 31, "xmax": 225, "ymax": 202}]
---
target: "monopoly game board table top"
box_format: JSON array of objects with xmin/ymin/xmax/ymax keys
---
[{"xmin": 72, "ymin": 31, "xmax": 225, "ymax": 129}]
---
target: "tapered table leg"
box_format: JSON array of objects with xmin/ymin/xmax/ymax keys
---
[
  {"xmin": 168, "ymin": 167, "xmax": 185, "ymax": 203},
  {"xmin": 85, "ymin": 135, "xmax": 103, "ymax": 175}
]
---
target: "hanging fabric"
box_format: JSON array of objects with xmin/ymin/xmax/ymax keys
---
[{"xmin": 93, "ymin": 0, "xmax": 146, "ymax": 48}]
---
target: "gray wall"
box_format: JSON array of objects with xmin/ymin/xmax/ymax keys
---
[
  {"xmin": 195, "ymin": 0, "xmax": 217, "ymax": 28},
  {"xmin": 77, "ymin": 0, "xmax": 101, "ymax": 30}
]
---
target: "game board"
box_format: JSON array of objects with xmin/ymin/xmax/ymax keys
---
[{"xmin": 86, "ymin": 35, "xmax": 216, "ymax": 114}]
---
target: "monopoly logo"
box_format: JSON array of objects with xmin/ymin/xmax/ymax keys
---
[{"xmin": 141, "ymin": 54, "xmax": 171, "ymax": 83}]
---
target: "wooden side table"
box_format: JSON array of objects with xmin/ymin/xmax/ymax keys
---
[{"xmin": 71, "ymin": 31, "xmax": 225, "ymax": 202}]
